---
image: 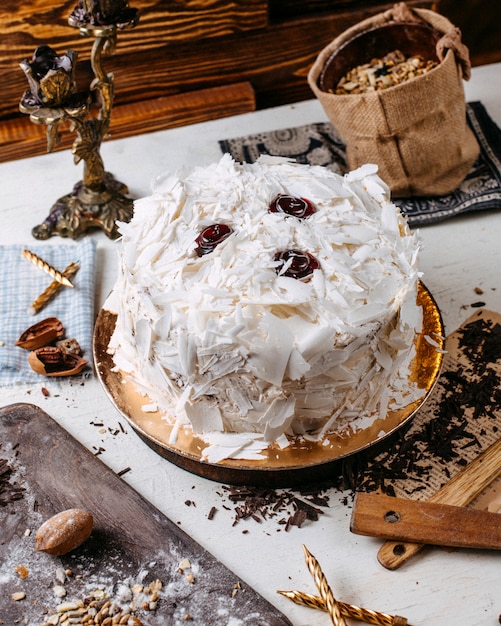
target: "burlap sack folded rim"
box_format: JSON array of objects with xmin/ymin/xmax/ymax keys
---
[
  {"xmin": 309, "ymin": 6, "xmax": 471, "ymax": 88},
  {"xmin": 307, "ymin": 5, "xmax": 480, "ymax": 198}
]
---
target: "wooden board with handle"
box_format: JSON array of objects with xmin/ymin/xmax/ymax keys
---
[
  {"xmin": 351, "ymin": 492, "xmax": 501, "ymax": 550},
  {"xmin": 374, "ymin": 437, "xmax": 501, "ymax": 569},
  {"xmin": 0, "ymin": 403, "xmax": 292, "ymax": 626}
]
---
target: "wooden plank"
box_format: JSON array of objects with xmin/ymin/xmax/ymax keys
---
[
  {"xmin": 0, "ymin": 82, "xmax": 256, "ymax": 163},
  {"xmin": 1, "ymin": 0, "xmax": 267, "ymax": 59},
  {"xmin": 269, "ymin": 0, "xmax": 438, "ymax": 20},
  {"xmin": 0, "ymin": 403, "xmax": 292, "ymax": 625}
]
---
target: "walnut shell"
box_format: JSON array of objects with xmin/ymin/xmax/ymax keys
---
[
  {"xmin": 36, "ymin": 508, "xmax": 93, "ymax": 556},
  {"xmin": 28, "ymin": 346, "xmax": 88, "ymax": 377},
  {"xmin": 16, "ymin": 317, "xmax": 64, "ymax": 350}
]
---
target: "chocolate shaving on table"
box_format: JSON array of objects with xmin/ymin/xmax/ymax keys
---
[
  {"xmin": 207, "ymin": 506, "xmax": 218, "ymax": 520},
  {"xmin": 220, "ymin": 485, "xmax": 329, "ymax": 529},
  {"xmin": 0, "ymin": 456, "xmax": 25, "ymax": 506}
]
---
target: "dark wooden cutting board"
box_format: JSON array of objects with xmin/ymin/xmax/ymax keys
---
[{"xmin": 0, "ymin": 403, "xmax": 292, "ymax": 625}]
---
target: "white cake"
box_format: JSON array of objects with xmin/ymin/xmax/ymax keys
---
[{"xmin": 108, "ymin": 155, "xmax": 423, "ymax": 458}]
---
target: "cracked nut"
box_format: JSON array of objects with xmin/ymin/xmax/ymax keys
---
[
  {"xmin": 36, "ymin": 508, "xmax": 93, "ymax": 556},
  {"xmin": 55, "ymin": 337, "xmax": 83, "ymax": 356},
  {"xmin": 15, "ymin": 317, "xmax": 64, "ymax": 350},
  {"xmin": 28, "ymin": 346, "xmax": 88, "ymax": 377}
]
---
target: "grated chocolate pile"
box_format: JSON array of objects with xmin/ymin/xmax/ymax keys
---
[{"xmin": 217, "ymin": 485, "xmax": 330, "ymax": 531}]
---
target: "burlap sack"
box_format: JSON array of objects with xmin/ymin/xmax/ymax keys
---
[{"xmin": 307, "ymin": 3, "xmax": 480, "ymax": 197}]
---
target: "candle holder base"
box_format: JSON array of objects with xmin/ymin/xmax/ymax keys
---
[{"xmin": 32, "ymin": 172, "xmax": 134, "ymax": 240}]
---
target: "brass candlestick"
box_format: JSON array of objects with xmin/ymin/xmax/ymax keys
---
[{"xmin": 19, "ymin": 0, "xmax": 139, "ymax": 240}]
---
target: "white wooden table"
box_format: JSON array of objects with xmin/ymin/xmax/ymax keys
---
[{"xmin": 2, "ymin": 62, "xmax": 501, "ymax": 625}]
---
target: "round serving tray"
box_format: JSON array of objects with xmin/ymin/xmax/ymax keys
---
[{"xmin": 93, "ymin": 282, "xmax": 444, "ymax": 487}]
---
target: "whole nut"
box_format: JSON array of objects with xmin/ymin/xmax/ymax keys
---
[
  {"xmin": 16, "ymin": 317, "xmax": 64, "ymax": 350},
  {"xmin": 36, "ymin": 508, "xmax": 93, "ymax": 556}
]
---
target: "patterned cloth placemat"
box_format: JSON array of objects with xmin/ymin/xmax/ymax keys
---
[
  {"xmin": 220, "ymin": 101, "xmax": 501, "ymax": 227},
  {"xmin": 0, "ymin": 240, "xmax": 96, "ymax": 385}
]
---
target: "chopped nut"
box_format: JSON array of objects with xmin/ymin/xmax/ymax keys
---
[
  {"xmin": 57, "ymin": 602, "xmax": 80, "ymax": 612},
  {"xmin": 231, "ymin": 581, "xmax": 242, "ymax": 597},
  {"xmin": 332, "ymin": 49, "xmax": 439, "ymax": 95},
  {"xmin": 53, "ymin": 585, "xmax": 66, "ymax": 598},
  {"xmin": 178, "ymin": 557, "xmax": 191, "ymax": 572},
  {"xmin": 14, "ymin": 564, "xmax": 29, "ymax": 579},
  {"xmin": 43, "ymin": 579, "xmax": 163, "ymax": 626},
  {"xmin": 55, "ymin": 567, "xmax": 66, "ymax": 584},
  {"xmin": 12, "ymin": 591, "xmax": 26, "ymax": 601},
  {"xmin": 95, "ymin": 600, "xmax": 111, "ymax": 621}
]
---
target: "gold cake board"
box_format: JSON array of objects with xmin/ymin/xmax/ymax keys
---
[{"xmin": 93, "ymin": 283, "xmax": 444, "ymax": 487}]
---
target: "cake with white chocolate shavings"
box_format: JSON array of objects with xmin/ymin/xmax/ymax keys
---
[{"xmin": 108, "ymin": 155, "xmax": 423, "ymax": 460}]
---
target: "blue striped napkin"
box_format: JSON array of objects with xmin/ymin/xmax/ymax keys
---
[{"xmin": 0, "ymin": 239, "xmax": 96, "ymax": 385}]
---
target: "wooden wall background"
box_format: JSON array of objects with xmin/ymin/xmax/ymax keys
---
[{"xmin": 1, "ymin": 0, "xmax": 499, "ymax": 163}]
